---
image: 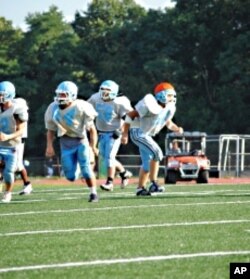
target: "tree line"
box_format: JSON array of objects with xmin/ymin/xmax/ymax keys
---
[{"xmin": 0, "ymin": 0, "xmax": 249, "ymax": 157}]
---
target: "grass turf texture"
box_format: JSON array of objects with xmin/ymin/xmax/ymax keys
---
[{"xmin": 0, "ymin": 181, "xmax": 249, "ymax": 278}]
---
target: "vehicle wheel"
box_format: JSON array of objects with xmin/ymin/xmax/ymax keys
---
[
  {"xmin": 197, "ymin": 170, "xmax": 209, "ymax": 183},
  {"xmin": 165, "ymin": 170, "xmax": 178, "ymax": 184}
]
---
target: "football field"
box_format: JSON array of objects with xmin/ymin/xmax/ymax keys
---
[{"xmin": 0, "ymin": 179, "xmax": 250, "ymax": 279}]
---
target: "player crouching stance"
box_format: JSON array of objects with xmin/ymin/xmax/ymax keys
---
[
  {"xmin": 121, "ymin": 82, "xmax": 183, "ymax": 196},
  {"xmin": 45, "ymin": 81, "xmax": 99, "ymax": 202},
  {"xmin": 0, "ymin": 81, "xmax": 29, "ymax": 203}
]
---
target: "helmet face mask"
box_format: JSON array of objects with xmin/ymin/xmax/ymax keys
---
[
  {"xmin": 55, "ymin": 81, "xmax": 78, "ymax": 105},
  {"xmin": 0, "ymin": 93, "xmax": 7, "ymax": 104},
  {"xmin": 100, "ymin": 87, "xmax": 113, "ymax": 101},
  {"xmin": 155, "ymin": 89, "xmax": 176, "ymax": 105},
  {"xmin": 154, "ymin": 82, "xmax": 177, "ymax": 105},
  {"xmin": 0, "ymin": 81, "xmax": 16, "ymax": 104},
  {"xmin": 99, "ymin": 80, "xmax": 119, "ymax": 101},
  {"xmin": 55, "ymin": 92, "xmax": 71, "ymax": 105}
]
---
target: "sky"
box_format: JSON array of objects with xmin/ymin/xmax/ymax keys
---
[{"xmin": 0, "ymin": 0, "xmax": 175, "ymax": 30}]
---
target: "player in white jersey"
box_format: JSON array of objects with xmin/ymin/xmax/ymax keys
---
[
  {"xmin": 13, "ymin": 99, "xmax": 33, "ymax": 195},
  {"xmin": 0, "ymin": 81, "xmax": 29, "ymax": 203},
  {"xmin": 88, "ymin": 80, "xmax": 133, "ymax": 191},
  {"xmin": 121, "ymin": 82, "xmax": 183, "ymax": 196},
  {"xmin": 45, "ymin": 81, "xmax": 99, "ymax": 202}
]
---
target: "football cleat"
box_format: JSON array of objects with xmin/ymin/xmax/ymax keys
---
[
  {"xmin": 148, "ymin": 181, "xmax": 165, "ymax": 193},
  {"xmin": 1, "ymin": 192, "xmax": 12, "ymax": 203},
  {"xmin": 88, "ymin": 193, "xmax": 99, "ymax": 202},
  {"xmin": 136, "ymin": 187, "xmax": 151, "ymax": 196},
  {"xmin": 19, "ymin": 183, "xmax": 33, "ymax": 195},
  {"xmin": 100, "ymin": 181, "xmax": 114, "ymax": 192},
  {"xmin": 100, "ymin": 181, "xmax": 114, "ymax": 191}
]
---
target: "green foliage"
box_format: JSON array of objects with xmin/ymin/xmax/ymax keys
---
[
  {"xmin": 72, "ymin": 0, "xmax": 147, "ymax": 97},
  {"xmin": 0, "ymin": 0, "xmax": 249, "ymax": 157},
  {"xmin": 0, "ymin": 17, "xmax": 23, "ymax": 78},
  {"xmin": 14, "ymin": 7, "xmax": 80, "ymax": 154}
]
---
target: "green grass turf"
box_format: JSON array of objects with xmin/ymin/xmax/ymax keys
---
[{"xmin": 0, "ymin": 181, "xmax": 249, "ymax": 278}]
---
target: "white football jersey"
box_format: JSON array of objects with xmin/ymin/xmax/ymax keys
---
[
  {"xmin": 0, "ymin": 98, "xmax": 29, "ymax": 147},
  {"xmin": 13, "ymin": 98, "xmax": 28, "ymax": 138},
  {"xmin": 135, "ymin": 94, "xmax": 176, "ymax": 136},
  {"xmin": 88, "ymin": 92, "xmax": 133, "ymax": 132},
  {"xmin": 45, "ymin": 99, "xmax": 97, "ymax": 138}
]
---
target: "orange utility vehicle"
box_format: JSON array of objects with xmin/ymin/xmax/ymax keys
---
[{"xmin": 165, "ymin": 132, "xmax": 210, "ymax": 184}]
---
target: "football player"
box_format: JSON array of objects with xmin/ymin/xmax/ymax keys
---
[
  {"xmin": 44, "ymin": 81, "xmax": 99, "ymax": 202},
  {"xmin": 14, "ymin": 99, "xmax": 33, "ymax": 195},
  {"xmin": 88, "ymin": 80, "xmax": 133, "ymax": 191},
  {"xmin": 0, "ymin": 81, "xmax": 29, "ymax": 203},
  {"xmin": 121, "ymin": 82, "xmax": 183, "ymax": 196}
]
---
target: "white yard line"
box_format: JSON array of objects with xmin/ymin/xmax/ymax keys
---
[
  {"xmin": 0, "ymin": 219, "xmax": 249, "ymax": 236},
  {"xmin": 0, "ymin": 250, "xmax": 249, "ymax": 273},
  {"xmin": 0, "ymin": 200, "xmax": 249, "ymax": 217},
  {"xmin": 11, "ymin": 187, "xmax": 250, "ymax": 196},
  {"xmin": 5, "ymin": 189, "xmax": 250, "ymax": 204}
]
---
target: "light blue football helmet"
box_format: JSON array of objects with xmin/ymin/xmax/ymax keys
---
[
  {"xmin": 55, "ymin": 81, "xmax": 78, "ymax": 105},
  {"xmin": 154, "ymin": 82, "xmax": 177, "ymax": 104},
  {"xmin": 155, "ymin": 88, "xmax": 177, "ymax": 104},
  {"xmin": 0, "ymin": 81, "xmax": 16, "ymax": 103},
  {"xmin": 99, "ymin": 80, "xmax": 119, "ymax": 101}
]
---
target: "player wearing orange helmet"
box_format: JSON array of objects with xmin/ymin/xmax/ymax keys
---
[{"xmin": 122, "ymin": 82, "xmax": 183, "ymax": 196}]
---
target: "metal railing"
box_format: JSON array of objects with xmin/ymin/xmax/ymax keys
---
[{"xmin": 23, "ymin": 134, "xmax": 250, "ymax": 178}]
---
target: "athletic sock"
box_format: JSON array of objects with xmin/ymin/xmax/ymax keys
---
[{"xmin": 90, "ymin": 187, "xmax": 97, "ymax": 195}]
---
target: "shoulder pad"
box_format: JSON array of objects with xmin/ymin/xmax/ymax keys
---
[
  {"xmin": 115, "ymin": 96, "xmax": 133, "ymax": 107},
  {"xmin": 88, "ymin": 92, "xmax": 100, "ymax": 102},
  {"xmin": 13, "ymin": 98, "xmax": 29, "ymax": 122},
  {"xmin": 76, "ymin": 100, "xmax": 98, "ymax": 117},
  {"xmin": 143, "ymin": 94, "xmax": 161, "ymax": 115},
  {"xmin": 13, "ymin": 98, "xmax": 28, "ymax": 109}
]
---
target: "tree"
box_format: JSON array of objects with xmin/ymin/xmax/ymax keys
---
[
  {"xmin": 159, "ymin": 0, "xmax": 250, "ymax": 133},
  {"xmin": 0, "ymin": 17, "xmax": 23, "ymax": 79},
  {"xmin": 72, "ymin": 0, "xmax": 147, "ymax": 98},
  {"xmin": 16, "ymin": 6, "xmax": 80, "ymax": 155}
]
